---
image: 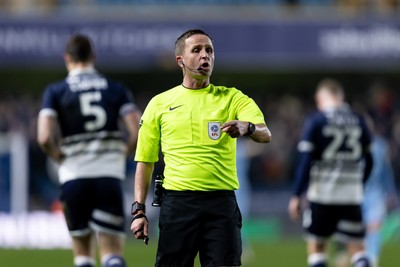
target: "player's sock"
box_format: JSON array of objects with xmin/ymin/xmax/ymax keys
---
[
  {"xmin": 351, "ymin": 251, "xmax": 371, "ymax": 267},
  {"xmin": 74, "ymin": 256, "xmax": 95, "ymax": 267},
  {"xmin": 101, "ymin": 254, "xmax": 126, "ymax": 267},
  {"xmin": 308, "ymin": 253, "xmax": 327, "ymax": 267}
]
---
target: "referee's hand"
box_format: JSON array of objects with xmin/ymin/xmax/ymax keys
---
[
  {"xmin": 221, "ymin": 120, "xmax": 248, "ymax": 138},
  {"xmin": 130, "ymin": 212, "xmax": 149, "ymax": 240}
]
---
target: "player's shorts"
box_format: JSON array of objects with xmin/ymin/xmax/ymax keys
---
[
  {"xmin": 303, "ymin": 202, "xmax": 366, "ymax": 243},
  {"xmin": 60, "ymin": 177, "xmax": 126, "ymax": 237},
  {"xmin": 156, "ymin": 190, "xmax": 242, "ymax": 267}
]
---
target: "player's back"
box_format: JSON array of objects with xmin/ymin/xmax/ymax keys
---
[
  {"xmin": 41, "ymin": 68, "xmax": 135, "ymax": 183},
  {"xmin": 53, "ymin": 70, "xmax": 124, "ymax": 136},
  {"xmin": 306, "ymin": 104, "xmax": 371, "ymax": 205}
]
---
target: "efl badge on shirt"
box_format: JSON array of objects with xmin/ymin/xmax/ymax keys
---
[{"xmin": 208, "ymin": 122, "xmax": 221, "ymax": 140}]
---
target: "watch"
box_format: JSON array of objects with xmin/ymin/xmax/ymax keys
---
[
  {"xmin": 131, "ymin": 201, "xmax": 146, "ymax": 215},
  {"xmin": 244, "ymin": 122, "xmax": 255, "ymax": 136}
]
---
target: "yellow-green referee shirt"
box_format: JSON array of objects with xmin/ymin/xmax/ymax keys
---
[{"xmin": 135, "ymin": 84, "xmax": 266, "ymax": 191}]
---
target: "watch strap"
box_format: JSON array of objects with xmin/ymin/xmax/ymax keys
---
[
  {"xmin": 244, "ymin": 122, "xmax": 255, "ymax": 136},
  {"xmin": 131, "ymin": 201, "xmax": 146, "ymax": 215}
]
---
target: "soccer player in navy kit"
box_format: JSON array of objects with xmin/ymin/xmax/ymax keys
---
[
  {"xmin": 37, "ymin": 34, "xmax": 141, "ymax": 267},
  {"xmin": 288, "ymin": 79, "xmax": 373, "ymax": 267}
]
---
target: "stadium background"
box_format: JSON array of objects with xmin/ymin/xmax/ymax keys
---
[{"xmin": 0, "ymin": 1, "xmax": 399, "ymax": 266}]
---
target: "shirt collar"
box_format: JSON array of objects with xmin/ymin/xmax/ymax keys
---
[{"xmin": 68, "ymin": 66, "xmax": 97, "ymax": 77}]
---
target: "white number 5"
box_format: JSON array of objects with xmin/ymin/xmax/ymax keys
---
[{"xmin": 79, "ymin": 92, "xmax": 107, "ymax": 131}]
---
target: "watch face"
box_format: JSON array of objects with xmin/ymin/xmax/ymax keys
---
[
  {"xmin": 246, "ymin": 122, "xmax": 255, "ymax": 136},
  {"xmin": 249, "ymin": 123, "xmax": 255, "ymax": 133}
]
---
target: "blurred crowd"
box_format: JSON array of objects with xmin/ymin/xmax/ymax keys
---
[
  {"xmin": 0, "ymin": 0, "xmax": 399, "ymax": 16},
  {"xmin": 0, "ymin": 92, "xmax": 60, "ymax": 211},
  {"xmin": 0, "ymin": 79, "xmax": 399, "ymax": 210}
]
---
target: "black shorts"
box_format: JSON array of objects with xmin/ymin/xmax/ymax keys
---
[
  {"xmin": 60, "ymin": 177, "xmax": 126, "ymax": 237},
  {"xmin": 156, "ymin": 190, "xmax": 242, "ymax": 267},
  {"xmin": 303, "ymin": 202, "xmax": 366, "ymax": 243}
]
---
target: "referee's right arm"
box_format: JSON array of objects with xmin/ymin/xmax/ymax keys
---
[
  {"xmin": 130, "ymin": 162, "xmax": 154, "ymax": 240},
  {"xmin": 134, "ymin": 162, "xmax": 154, "ymax": 205}
]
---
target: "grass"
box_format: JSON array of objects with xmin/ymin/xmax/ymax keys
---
[{"xmin": 0, "ymin": 239, "xmax": 398, "ymax": 267}]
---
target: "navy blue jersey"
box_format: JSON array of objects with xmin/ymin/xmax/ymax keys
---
[
  {"xmin": 293, "ymin": 104, "xmax": 373, "ymax": 204},
  {"xmin": 39, "ymin": 67, "xmax": 137, "ymax": 184}
]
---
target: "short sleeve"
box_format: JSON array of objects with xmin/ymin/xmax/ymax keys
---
[
  {"xmin": 233, "ymin": 90, "xmax": 265, "ymax": 124},
  {"xmin": 134, "ymin": 97, "xmax": 161, "ymax": 162},
  {"xmin": 39, "ymin": 85, "xmax": 58, "ymax": 118}
]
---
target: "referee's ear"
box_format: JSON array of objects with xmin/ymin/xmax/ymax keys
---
[{"xmin": 176, "ymin": 56, "xmax": 183, "ymax": 68}]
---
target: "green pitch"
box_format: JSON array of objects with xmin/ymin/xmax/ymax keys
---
[{"xmin": 0, "ymin": 239, "xmax": 398, "ymax": 267}]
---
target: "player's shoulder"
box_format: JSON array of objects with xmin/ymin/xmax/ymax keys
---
[
  {"xmin": 44, "ymin": 79, "xmax": 69, "ymax": 94},
  {"xmin": 352, "ymin": 110, "xmax": 367, "ymax": 122},
  {"xmin": 109, "ymin": 78, "xmax": 134, "ymax": 97},
  {"xmin": 300, "ymin": 110, "xmax": 327, "ymax": 133},
  {"xmin": 306, "ymin": 109, "xmax": 326, "ymax": 123},
  {"xmin": 104, "ymin": 76, "xmax": 125, "ymax": 90}
]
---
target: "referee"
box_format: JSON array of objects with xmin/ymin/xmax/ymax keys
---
[{"xmin": 130, "ymin": 29, "xmax": 272, "ymax": 267}]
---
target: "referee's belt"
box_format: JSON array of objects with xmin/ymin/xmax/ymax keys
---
[{"xmin": 164, "ymin": 190, "xmax": 235, "ymax": 196}]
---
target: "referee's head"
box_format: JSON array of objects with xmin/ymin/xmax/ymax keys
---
[
  {"xmin": 175, "ymin": 29, "xmax": 213, "ymax": 57},
  {"xmin": 64, "ymin": 34, "xmax": 95, "ymax": 69}
]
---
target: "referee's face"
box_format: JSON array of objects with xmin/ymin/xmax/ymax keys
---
[{"xmin": 183, "ymin": 34, "xmax": 214, "ymax": 76}]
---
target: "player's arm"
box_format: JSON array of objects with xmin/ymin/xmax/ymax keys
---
[
  {"xmin": 221, "ymin": 121, "xmax": 271, "ymax": 143},
  {"xmin": 360, "ymin": 117, "xmax": 373, "ymax": 184},
  {"xmin": 288, "ymin": 117, "xmax": 315, "ymax": 221},
  {"xmin": 130, "ymin": 161, "xmax": 154, "ymax": 240},
  {"xmin": 37, "ymin": 114, "xmax": 64, "ymax": 163},
  {"xmin": 122, "ymin": 110, "xmax": 142, "ymax": 158},
  {"xmin": 381, "ymin": 146, "xmax": 399, "ymax": 210},
  {"xmin": 363, "ymin": 148, "xmax": 373, "ymax": 184},
  {"xmin": 288, "ymin": 150, "xmax": 313, "ymax": 221}
]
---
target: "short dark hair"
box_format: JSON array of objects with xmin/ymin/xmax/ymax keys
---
[
  {"xmin": 65, "ymin": 34, "xmax": 94, "ymax": 63},
  {"xmin": 175, "ymin": 29, "xmax": 213, "ymax": 56}
]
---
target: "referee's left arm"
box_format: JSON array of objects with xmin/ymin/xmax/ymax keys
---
[
  {"xmin": 221, "ymin": 120, "xmax": 271, "ymax": 143},
  {"xmin": 249, "ymin": 123, "xmax": 271, "ymax": 143}
]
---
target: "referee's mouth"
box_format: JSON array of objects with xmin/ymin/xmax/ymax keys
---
[{"xmin": 197, "ymin": 62, "xmax": 211, "ymax": 73}]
